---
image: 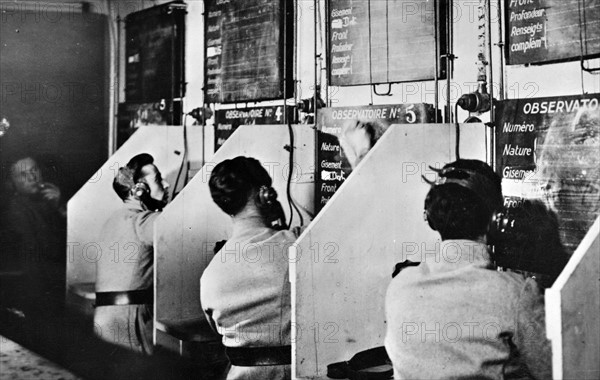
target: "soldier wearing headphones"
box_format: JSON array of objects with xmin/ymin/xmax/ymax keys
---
[
  {"xmin": 384, "ymin": 159, "xmax": 551, "ymax": 379},
  {"xmin": 94, "ymin": 153, "xmax": 169, "ymax": 354},
  {"xmin": 201, "ymin": 156, "xmax": 295, "ymax": 380}
]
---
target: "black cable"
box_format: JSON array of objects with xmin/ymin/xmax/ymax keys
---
[
  {"xmin": 454, "ymin": 102, "xmax": 460, "ymax": 160},
  {"xmin": 286, "ymin": 122, "xmax": 294, "ymax": 228},
  {"xmin": 367, "ymin": 0, "xmax": 374, "ymax": 105},
  {"xmin": 172, "ymin": 113, "xmax": 188, "ymax": 199},
  {"xmin": 385, "ymin": 0, "xmax": 389, "ymax": 83},
  {"xmin": 577, "ymin": 0, "xmax": 600, "ymax": 76},
  {"xmin": 286, "ymin": 121, "xmax": 304, "ymax": 228}
]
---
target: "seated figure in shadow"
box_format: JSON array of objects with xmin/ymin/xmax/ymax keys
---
[
  {"xmin": 201, "ymin": 156, "xmax": 296, "ymax": 380},
  {"xmin": 0, "ymin": 154, "xmax": 66, "ymax": 311}
]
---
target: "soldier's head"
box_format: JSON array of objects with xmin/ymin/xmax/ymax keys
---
[
  {"xmin": 113, "ymin": 153, "xmax": 169, "ymax": 210},
  {"xmin": 423, "ymin": 159, "xmax": 502, "ymax": 241}
]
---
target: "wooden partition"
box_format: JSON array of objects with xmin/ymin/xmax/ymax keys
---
[
  {"xmin": 66, "ymin": 126, "xmax": 204, "ymax": 303},
  {"xmin": 292, "ymin": 123, "xmax": 487, "ymax": 379},
  {"xmin": 153, "ymin": 124, "xmax": 315, "ymax": 345},
  {"xmin": 546, "ymin": 216, "xmax": 600, "ymax": 380}
]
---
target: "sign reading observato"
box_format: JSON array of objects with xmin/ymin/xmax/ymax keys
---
[
  {"xmin": 495, "ymin": 93, "xmax": 600, "ymax": 255},
  {"xmin": 316, "ymin": 104, "xmax": 437, "ymax": 212}
]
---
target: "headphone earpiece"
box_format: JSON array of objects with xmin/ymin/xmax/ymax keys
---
[
  {"xmin": 257, "ymin": 185, "xmax": 277, "ymax": 208},
  {"xmin": 132, "ymin": 182, "xmax": 150, "ymax": 199}
]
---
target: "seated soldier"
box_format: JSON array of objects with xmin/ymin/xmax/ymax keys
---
[
  {"xmin": 385, "ymin": 159, "xmax": 551, "ymax": 379},
  {"xmin": 0, "ymin": 155, "xmax": 66, "ymax": 310},
  {"xmin": 200, "ymin": 156, "xmax": 296, "ymax": 380},
  {"xmin": 94, "ymin": 153, "xmax": 169, "ymax": 354}
]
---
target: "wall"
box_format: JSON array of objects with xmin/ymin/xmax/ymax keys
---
[
  {"xmin": 117, "ymin": 1, "xmax": 599, "ymax": 158},
  {"xmin": 0, "ymin": 0, "xmax": 110, "ymax": 198},
  {"xmin": 3, "ymin": 0, "xmax": 598, "ymax": 177}
]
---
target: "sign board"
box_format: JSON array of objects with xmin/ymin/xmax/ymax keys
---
[
  {"xmin": 214, "ymin": 105, "xmax": 290, "ymax": 150},
  {"xmin": 327, "ymin": 0, "xmax": 447, "ymax": 86},
  {"xmin": 204, "ymin": 0, "xmax": 293, "ymax": 103},
  {"xmin": 125, "ymin": 1, "xmax": 186, "ymax": 103},
  {"xmin": 505, "ymin": 0, "xmax": 600, "ymax": 65},
  {"xmin": 495, "ymin": 94, "xmax": 600, "ymax": 259},
  {"xmin": 316, "ymin": 104, "xmax": 437, "ymax": 212}
]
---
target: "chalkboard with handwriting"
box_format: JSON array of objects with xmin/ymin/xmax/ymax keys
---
[
  {"xmin": 125, "ymin": 1, "xmax": 186, "ymax": 103},
  {"xmin": 327, "ymin": 0, "xmax": 447, "ymax": 86},
  {"xmin": 204, "ymin": 0, "xmax": 293, "ymax": 104},
  {"xmin": 505, "ymin": 0, "xmax": 600, "ymax": 65},
  {"xmin": 495, "ymin": 93, "xmax": 600, "ymax": 257}
]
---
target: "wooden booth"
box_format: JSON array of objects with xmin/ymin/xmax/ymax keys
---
[
  {"xmin": 153, "ymin": 124, "xmax": 315, "ymax": 354},
  {"xmin": 66, "ymin": 126, "xmax": 204, "ymax": 311},
  {"xmin": 547, "ymin": 217, "xmax": 600, "ymax": 380},
  {"xmin": 292, "ymin": 123, "xmax": 488, "ymax": 379}
]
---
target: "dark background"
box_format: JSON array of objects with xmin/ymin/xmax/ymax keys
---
[{"xmin": 0, "ymin": 9, "xmax": 109, "ymax": 199}]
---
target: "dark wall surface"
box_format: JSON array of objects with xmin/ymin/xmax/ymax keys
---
[{"xmin": 0, "ymin": 8, "xmax": 109, "ymax": 199}]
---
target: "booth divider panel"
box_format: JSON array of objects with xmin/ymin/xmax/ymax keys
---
[
  {"xmin": 293, "ymin": 123, "xmax": 487, "ymax": 378},
  {"xmin": 154, "ymin": 124, "xmax": 315, "ymax": 338},
  {"xmin": 66, "ymin": 126, "xmax": 203, "ymax": 295},
  {"xmin": 547, "ymin": 217, "xmax": 600, "ymax": 380}
]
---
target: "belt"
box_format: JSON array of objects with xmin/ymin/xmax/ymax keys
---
[
  {"xmin": 94, "ymin": 288, "xmax": 153, "ymax": 307},
  {"xmin": 226, "ymin": 345, "xmax": 291, "ymax": 366}
]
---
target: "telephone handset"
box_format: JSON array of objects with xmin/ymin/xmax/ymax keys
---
[
  {"xmin": 266, "ymin": 199, "xmax": 287, "ymax": 231},
  {"xmin": 257, "ymin": 186, "xmax": 287, "ymax": 230}
]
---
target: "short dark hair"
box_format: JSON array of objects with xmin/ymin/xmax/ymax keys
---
[
  {"xmin": 209, "ymin": 156, "xmax": 272, "ymax": 215},
  {"xmin": 424, "ymin": 159, "xmax": 502, "ymax": 240},
  {"xmin": 425, "ymin": 183, "xmax": 492, "ymax": 240},
  {"xmin": 113, "ymin": 153, "xmax": 154, "ymax": 200}
]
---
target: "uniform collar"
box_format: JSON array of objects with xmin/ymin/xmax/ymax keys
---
[{"xmin": 426, "ymin": 239, "xmax": 493, "ymax": 272}]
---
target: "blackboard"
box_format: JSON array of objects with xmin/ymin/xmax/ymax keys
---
[
  {"xmin": 315, "ymin": 104, "xmax": 437, "ymax": 212},
  {"xmin": 495, "ymin": 94, "xmax": 600, "ymax": 258},
  {"xmin": 125, "ymin": 1, "xmax": 186, "ymax": 103},
  {"xmin": 204, "ymin": 0, "xmax": 293, "ymax": 104},
  {"xmin": 327, "ymin": 0, "xmax": 447, "ymax": 86},
  {"xmin": 505, "ymin": 0, "xmax": 600, "ymax": 65}
]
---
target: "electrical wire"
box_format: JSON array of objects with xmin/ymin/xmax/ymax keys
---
[
  {"xmin": 172, "ymin": 113, "xmax": 188, "ymax": 199},
  {"xmin": 286, "ymin": 121, "xmax": 304, "ymax": 228},
  {"xmin": 454, "ymin": 102, "xmax": 460, "ymax": 160},
  {"xmin": 291, "ymin": 192, "xmax": 315, "ymax": 219},
  {"xmin": 367, "ymin": 0, "xmax": 374, "ymax": 105},
  {"xmin": 577, "ymin": 0, "xmax": 600, "ymax": 96},
  {"xmin": 578, "ymin": 0, "xmax": 586, "ymax": 93},
  {"xmin": 385, "ymin": 0, "xmax": 389, "ymax": 83}
]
